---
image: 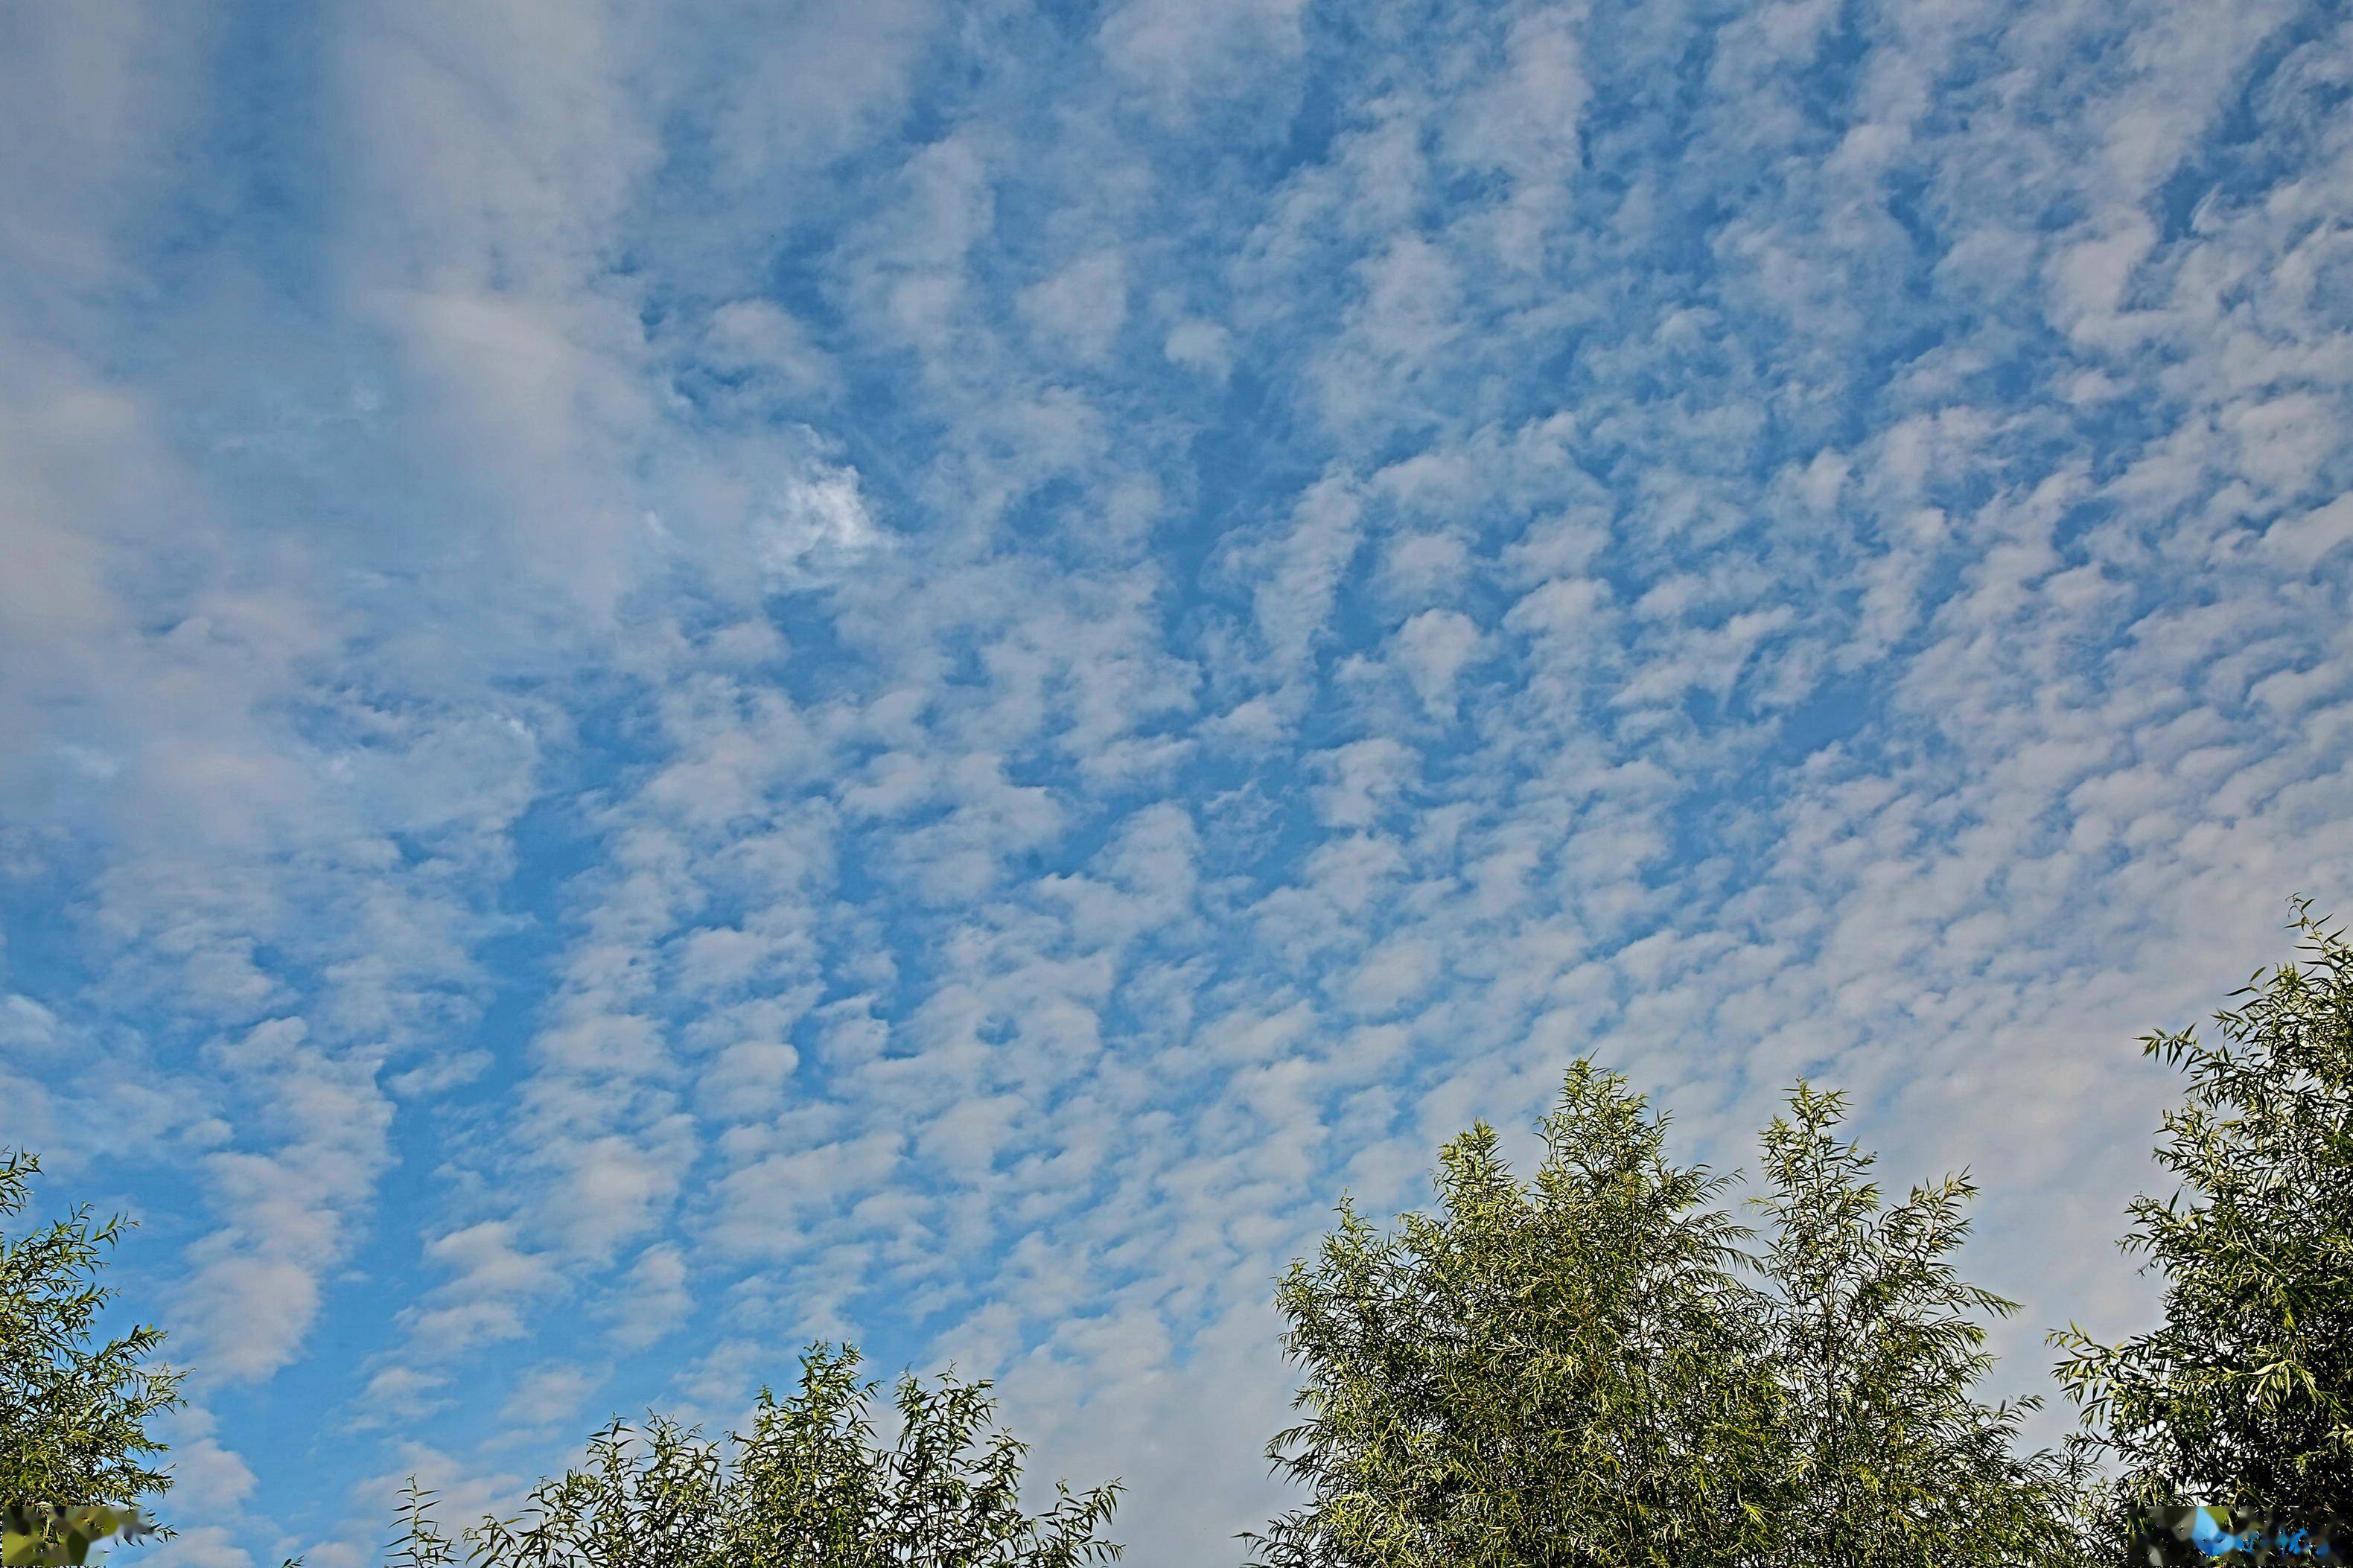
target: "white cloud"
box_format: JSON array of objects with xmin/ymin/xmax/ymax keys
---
[
  {"xmin": 1309, "ymin": 739, "xmax": 1415, "ymax": 830},
  {"xmin": 501, "ymin": 1361, "xmax": 604, "ymax": 1430},
  {"xmin": 2258, "ymin": 491, "xmax": 2353, "ymax": 572},
  {"xmin": 159, "ymin": 1406, "xmax": 257, "ymax": 1510},
  {"xmin": 704, "ymin": 299, "xmax": 832, "ymax": 394},
  {"xmin": 754, "ymin": 462, "xmax": 888, "ymax": 589},
  {"xmin": 1096, "ymin": 0, "xmax": 1308, "ymax": 113},
  {"xmin": 401, "ymin": 1221, "xmax": 564, "ymax": 1357},
  {"xmin": 1162, "ymin": 318, "xmax": 1234, "ymax": 380},
  {"xmin": 175, "ymin": 1019, "xmax": 396, "ymax": 1383},
  {"xmin": 356, "ymin": 1365, "xmax": 448, "ymax": 1425},
  {"xmin": 0, "ymin": 992, "xmax": 60, "ymax": 1051},
  {"xmin": 1390, "ymin": 608, "xmax": 1485, "ymax": 717},
  {"xmin": 602, "ymin": 1242, "xmax": 692, "ymax": 1351},
  {"xmin": 144, "ymin": 1525, "xmax": 258, "ymax": 1568},
  {"xmin": 1020, "ymin": 252, "xmax": 1128, "ymax": 364}
]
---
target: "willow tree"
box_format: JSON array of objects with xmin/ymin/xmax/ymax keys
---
[
  {"xmin": 2054, "ymin": 899, "xmax": 2353, "ymax": 1555},
  {"xmin": 1245, "ymin": 1061, "xmax": 1787, "ymax": 1567},
  {"xmin": 1750, "ymin": 1083, "xmax": 2083, "ymax": 1567},
  {"xmin": 1251, "ymin": 1062, "xmax": 2090, "ymax": 1566},
  {"xmin": 389, "ymin": 1342, "xmax": 1122, "ymax": 1568},
  {"xmin": 0, "ymin": 1149, "xmax": 181, "ymax": 1516}
]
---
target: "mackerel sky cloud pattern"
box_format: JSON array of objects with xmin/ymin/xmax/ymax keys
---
[{"xmin": 2, "ymin": 1, "xmax": 2351, "ymax": 1564}]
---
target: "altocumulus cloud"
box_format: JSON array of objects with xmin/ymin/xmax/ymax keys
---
[{"xmin": 1, "ymin": 0, "xmax": 2350, "ymax": 1564}]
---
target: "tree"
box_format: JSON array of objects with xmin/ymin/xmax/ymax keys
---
[
  {"xmin": 1748, "ymin": 1083, "xmax": 2083, "ymax": 1567},
  {"xmin": 1249, "ymin": 1062, "xmax": 2092, "ymax": 1567},
  {"xmin": 1, "ymin": 1505, "xmax": 160, "ymax": 1567},
  {"xmin": 1244, "ymin": 1060, "xmax": 1788, "ymax": 1567},
  {"xmin": 0, "ymin": 1149, "xmax": 181, "ymax": 1517},
  {"xmin": 392, "ymin": 1342, "xmax": 1122, "ymax": 1568},
  {"xmin": 2054, "ymin": 899, "xmax": 2353, "ymax": 1556}
]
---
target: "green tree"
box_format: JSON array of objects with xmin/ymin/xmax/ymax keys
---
[
  {"xmin": 392, "ymin": 1342, "xmax": 1121, "ymax": 1568},
  {"xmin": 1249, "ymin": 1063, "xmax": 2093, "ymax": 1567},
  {"xmin": 1244, "ymin": 1060, "xmax": 1787, "ymax": 1567},
  {"xmin": 0, "ymin": 1150, "xmax": 180, "ymax": 1517},
  {"xmin": 2, "ymin": 1505, "xmax": 159, "ymax": 1567},
  {"xmin": 1749, "ymin": 1083, "xmax": 2082, "ymax": 1567},
  {"xmin": 2054, "ymin": 899, "xmax": 2353, "ymax": 1554}
]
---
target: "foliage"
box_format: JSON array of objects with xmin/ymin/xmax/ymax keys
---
[
  {"xmin": 386, "ymin": 1482, "xmax": 457, "ymax": 1568},
  {"xmin": 1, "ymin": 1506, "xmax": 153, "ymax": 1567},
  {"xmin": 1249, "ymin": 1062, "xmax": 2090, "ymax": 1566},
  {"xmin": 0, "ymin": 1150, "xmax": 180, "ymax": 1520},
  {"xmin": 1244, "ymin": 1060, "xmax": 1789, "ymax": 1567},
  {"xmin": 389, "ymin": 1342, "xmax": 1121, "ymax": 1568},
  {"xmin": 2054, "ymin": 899, "xmax": 2353, "ymax": 1558},
  {"xmin": 1748, "ymin": 1083, "xmax": 2083, "ymax": 1567}
]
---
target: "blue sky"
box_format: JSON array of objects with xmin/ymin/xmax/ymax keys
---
[{"xmin": 2, "ymin": 0, "xmax": 2350, "ymax": 1563}]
